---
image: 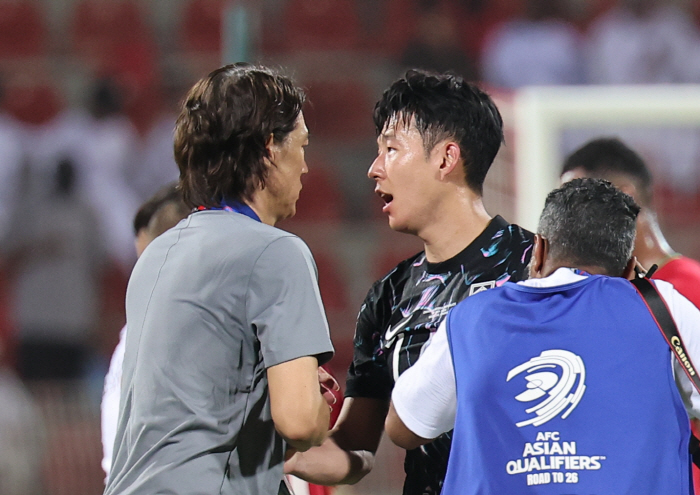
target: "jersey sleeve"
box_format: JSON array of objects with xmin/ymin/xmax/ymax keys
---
[
  {"xmin": 391, "ymin": 320, "xmax": 456, "ymax": 439},
  {"xmin": 654, "ymin": 257, "xmax": 700, "ymax": 309},
  {"xmin": 344, "ymin": 283, "xmax": 394, "ymax": 400},
  {"xmin": 247, "ymin": 235, "xmax": 334, "ymax": 368},
  {"xmin": 656, "ymin": 280, "xmax": 700, "ymax": 419}
]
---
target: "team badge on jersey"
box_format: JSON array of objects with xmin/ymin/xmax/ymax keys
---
[
  {"xmin": 506, "ymin": 350, "xmax": 586, "ymax": 427},
  {"xmin": 468, "ymin": 280, "xmax": 496, "ymax": 296}
]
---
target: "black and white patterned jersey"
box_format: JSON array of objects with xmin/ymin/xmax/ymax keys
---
[{"xmin": 345, "ymin": 216, "xmax": 533, "ymax": 495}]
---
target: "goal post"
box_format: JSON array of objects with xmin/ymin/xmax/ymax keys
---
[{"xmin": 508, "ymin": 84, "xmax": 700, "ymax": 231}]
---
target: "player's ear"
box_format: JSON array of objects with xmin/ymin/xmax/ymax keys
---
[
  {"xmin": 438, "ymin": 141, "xmax": 461, "ymax": 180},
  {"xmin": 529, "ymin": 234, "xmax": 547, "ymax": 279}
]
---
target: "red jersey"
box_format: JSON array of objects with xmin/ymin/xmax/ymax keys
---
[
  {"xmin": 654, "ymin": 255, "xmax": 700, "ymax": 495},
  {"xmin": 654, "ymin": 256, "xmax": 700, "ymax": 309}
]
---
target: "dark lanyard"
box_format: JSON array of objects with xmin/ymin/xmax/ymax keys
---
[{"xmin": 631, "ymin": 276, "xmax": 700, "ymax": 394}]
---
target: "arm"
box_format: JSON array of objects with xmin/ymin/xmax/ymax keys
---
[
  {"xmin": 285, "ymin": 279, "xmax": 394, "ymax": 485},
  {"xmin": 249, "ymin": 236, "xmax": 335, "ymax": 448},
  {"xmin": 386, "ymin": 320, "xmax": 457, "ymax": 448},
  {"xmin": 386, "ymin": 402, "xmax": 432, "ymax": 450},
  {"xmin": 268, "ymin": 356, "xmax": 330, "ymax": 452},
  {"xmin": 285, "ymin": 396, "xmax": 388, "ymax": 485}
]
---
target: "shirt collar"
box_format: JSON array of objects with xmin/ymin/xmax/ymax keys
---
[{"xmin": 518, "ymin": 267, "xmax": 588, "ymax": 288}]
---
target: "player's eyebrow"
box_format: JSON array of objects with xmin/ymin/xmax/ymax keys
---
[{"xmin": 379, "ymin": 129, "xmax": 396, "ymax": 140}]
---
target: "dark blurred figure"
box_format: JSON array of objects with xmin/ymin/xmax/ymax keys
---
[
  {"xmin": 6, "ymin": 159, "xmax": 104, "ymax": 380},
  {"xmin": 400, "ymin": 0, "xmax": 478, "ymax": 80}
]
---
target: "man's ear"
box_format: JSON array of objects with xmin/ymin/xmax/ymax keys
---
[
  {"xmin": 265, "ymin": 134, "xmax": 277, "ymax": 162},
  {"xmin": 622, "ymin": 256, "xmax": 638, "ymax": 280},
  {"xmin": 529, "ymin": 234, "xmax": 548, "ymax": 279},
  {"xmin": 438, "ymin": 142, "xmax": 461, "ymax": 180}
]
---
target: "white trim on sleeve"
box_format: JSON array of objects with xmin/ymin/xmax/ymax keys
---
[
  {"xmin": 391, "ymin": 320, "xmax": 457, "ymax": 440},
  {"xmin": 655, "ymin": 280, "xmax": 700, "ymax": 419}
]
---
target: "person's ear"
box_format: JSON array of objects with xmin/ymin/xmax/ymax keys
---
[
  {"xmin": 622, "ymin": 256, "xmax": 638, "ymax": 280},
  {"xmin": 265, "ymin": 134, "xmax": 277, "ymax": 163},
  {"xmin": 529, "ymin": 234, "xmax": 548, "ymax": 279},
  {"xmin": 438, "ymin": 142, "xmax": 461, "ymax": 180}
]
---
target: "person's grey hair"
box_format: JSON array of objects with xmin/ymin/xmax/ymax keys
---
[{"xmin": 538, "ymin": 178, "xmax": 640, "ymax": 275}]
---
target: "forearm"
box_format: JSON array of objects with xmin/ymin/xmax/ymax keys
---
[
  {"xmin": 278, "ymin": 392, "xmax": 330, "ymax": 452},
  {"xmin": 269, "ymin": 357, "xmax": 330, "ymax": 452},
  {"xmin": 286, "ymin": 436, "xmax": 374, "ymax": 485}
]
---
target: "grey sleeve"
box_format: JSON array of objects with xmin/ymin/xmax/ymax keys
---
[{"xmin": 247, "ymin": 235, "xmax": 334, "ymax": 368}]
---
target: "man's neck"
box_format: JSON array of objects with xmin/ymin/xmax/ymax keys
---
[
  {"xmin": 634, "ymin": 210, "xmax": 677, "ymax": 270},
  {"xmin": 419, "ymin": 194, "xmax": 492, "ymax": 263},
  {"xmin": 247, "ymin": 193, "xmax": 277, "ymax": 226}
]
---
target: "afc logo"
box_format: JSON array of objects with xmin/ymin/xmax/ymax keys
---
[{"xmin": 507, "ymin": 350, "xmax": 587, "ymax": 428}]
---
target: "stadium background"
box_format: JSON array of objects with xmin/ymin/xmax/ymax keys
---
[{"xmin": 0, "ymin": 0, "xmax": 700, "ymax": 494}]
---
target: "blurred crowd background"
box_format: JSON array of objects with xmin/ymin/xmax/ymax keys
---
[{"xmin": 1, "ymin": 0, "xmax": 700, "ymax": 494}]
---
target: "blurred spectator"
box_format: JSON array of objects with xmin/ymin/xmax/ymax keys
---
[
  {"xmin": 400, "ymin": 1, "xmax": 477, "ymax": 80},
  {"xmin": 80, "ymin": 78, "xmax": 143, "ymax": 270},
  {"xmin": 6, "ymin": 159, "xmax": 105, "ymax": 381},
  {"xmin": 130, "ymin": 78, "xmax": 188, "ymax": 201},
  {"xmin": 25, "ymin": 78, "xmax": 140, "ymax": 269},
  {"xmin": 583, "ymin": 0, "xmax": 700, "ymax": 193},
  {"xmin": 0, "ymin": 340, "xmax": 45, "ymax": 495},
  {"xmin": 586, "ymin": 0, "xmax": 700, "ymax": 84},
  {"xmin": 480, "ymin": 0, "xmax": 584, "ymax": 88}
]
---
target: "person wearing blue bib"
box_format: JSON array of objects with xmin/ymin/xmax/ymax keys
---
[{"xmin": 387, "ymin": 178, "xmax": 700, "ymax": 494}]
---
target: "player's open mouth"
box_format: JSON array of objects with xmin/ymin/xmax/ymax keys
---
[{"xmin": 378, "ymin": 192, "xmax": 393, "ymax": 206}]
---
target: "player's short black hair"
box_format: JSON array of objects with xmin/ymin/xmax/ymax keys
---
[
  {"xmin": 174, "ymin": 63, "xmax": 305, "ymax": 209},
  {"xmin": 561, "ymin": 137, "xmax": 653, "ymax": 206},
  {"xmin": 538, "ymin": 178, "xmax": 640, "ymax": 276},
  {"xmin": 373, "ymin": 69, "xmax": 503, "ymax": 195},
  {"xmin": 133, "ymin": 183, "xmax": 189, "ymax": 236}
]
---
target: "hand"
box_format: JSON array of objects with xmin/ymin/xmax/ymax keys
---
[
  {"xmin": 318, "ymin": 366, "xmax": 340, "ymax": 409},
  {"xmin": 284, "ymin": 448, "xmax": 299, "ymax": 474},
  {"xmin": 631, "ymin": 259, "xmax": 646, "ymax": 280}
]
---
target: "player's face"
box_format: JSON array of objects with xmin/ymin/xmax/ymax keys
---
[
  {"xmin": 368, "ymin": 118, "xmax": 440, "ymax": 234},
  {"xmin": 266, "ymin": 113, "xmax": 310, "ymax": 223}
]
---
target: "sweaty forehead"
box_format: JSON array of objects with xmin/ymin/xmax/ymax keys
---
[{"xmin": 380, "ymin": 114, "xmax": 420, "ymax": 141}]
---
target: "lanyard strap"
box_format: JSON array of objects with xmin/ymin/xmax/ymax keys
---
[
  {"xmin": 196, "ymin": 200, "xmax": 261, "ymax": 222},
  {"xmin": 631, "ymin": 276, "xmax": 700, "ymax": 394}
]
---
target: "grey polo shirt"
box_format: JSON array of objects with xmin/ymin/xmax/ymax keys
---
[{"xmin": 105, "ymin": 210, "xmax": 334, "ymax": 495}]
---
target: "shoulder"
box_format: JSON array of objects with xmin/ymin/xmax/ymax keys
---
[
  {"xmin": 658, "ymin": 256, "xmax": 700, "ymax": 278},
  {"xmin": 366, "ymin": 251, "xmax": 424, "ymax": 301},
  {"xmin": 356, "ymin": 252, "xmax": 424, "ymax": 326},
  {"xmin": 654, "ymin": 279, "xmax": 700, "ymax": 314},
  {"xmin": 654, "ymin": 256, "xmax": 700, "ymax": 308},
  {"xmin": 499, "ymin": 219, "xmax": 535, "ymax": 245},
  {"xmin": 479, "ymin": 218, "xmax": 534, "ymax": 276},
  {"xmin": 379, "ymin": 251, "xmax": 424, "ymax": 282},
  {"xmin": 186, "ymin": 211, "xmax": 306, "ymax": 250}
]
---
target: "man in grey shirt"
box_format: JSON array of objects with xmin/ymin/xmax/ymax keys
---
[{"xmin": 105, "ymin": 64, "xmax": 335, "ymax": 495}]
